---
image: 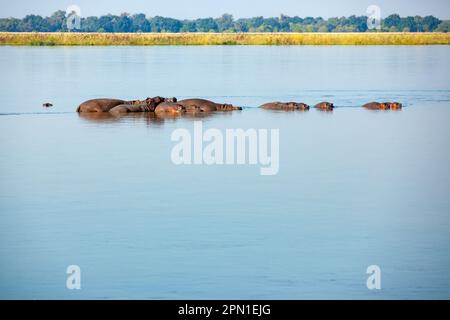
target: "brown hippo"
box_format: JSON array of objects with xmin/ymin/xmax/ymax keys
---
[
  {"xmin": 154, "ymin": 102, "xmax": 186, "ymax": 114},
  {"xmin": 77, "ymin": 98, "xmax": 126, "ymax": 113},
  {"xmin": 260, "ymin": 102, "xmax": 309, "ymax": 111},
  {"xmin": 177, "ymin": 99, "xmax": 242, "ymax": 112},
  {"xmin": 363, "ymin": 102, "xmax": 390, "ymax": 110},
  {"xmin": 109, "ymin": 103, "xmax": 155, "ymax": 114},
  {"xmin": 314, "ymin": 102, "xmax": 334, "ymax": 111}
]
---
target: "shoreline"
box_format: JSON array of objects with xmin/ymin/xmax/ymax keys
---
[{"xmin": 1, "ymin": 32, "xmax": 450, "ymax": 46}]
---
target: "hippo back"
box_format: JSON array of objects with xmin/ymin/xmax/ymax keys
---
[
  {"xmin": 260, "ymin": 102, "xmax": 308, "ymax": 110},
  {"xmin": 77, "ymin": 98, "xmax": 126, "ymax": 112},
  {"xmin": 178, "ymin": 99, "xmax": 218, "ymax": 111}
]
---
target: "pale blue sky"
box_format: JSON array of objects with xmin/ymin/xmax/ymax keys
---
[{"xmin": 0, "ymin": 0, "xmax": 449, "ymax": 19}]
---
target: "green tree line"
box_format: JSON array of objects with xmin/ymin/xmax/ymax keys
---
[{"xmin": 1, "ymin": 11, "xmax": 449, "ymax": 33}]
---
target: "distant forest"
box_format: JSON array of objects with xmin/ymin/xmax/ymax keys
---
[{"xmin": 1, "ymin": 11, "xmax": 449, "ymax": 33}]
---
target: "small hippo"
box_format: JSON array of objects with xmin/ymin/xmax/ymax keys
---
[
  {"xmin": 363, "ymin": 102, "xmax": 390, "ymax": 110},
  {"xmin": 314, "ymin": 102, "xmax": 334, "ymax": 111}
]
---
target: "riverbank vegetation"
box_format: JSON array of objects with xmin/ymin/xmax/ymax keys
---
[
  {"xmin": 0, "ymin": 11, "xmax": 449, "ymax": 33},
  {"xmin": 1, "ymin": 32, "xmax": 449, "ymax": 46}
]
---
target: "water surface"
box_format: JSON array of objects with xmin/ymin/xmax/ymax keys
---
[{"xmin": 0, "ymin": 46, "xmax": 449, "ymax": 299}]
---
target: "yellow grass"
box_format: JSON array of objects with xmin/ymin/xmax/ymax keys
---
[{"xmin": 0, "ymin": 32, "xmax": 449, "ymax": 46}]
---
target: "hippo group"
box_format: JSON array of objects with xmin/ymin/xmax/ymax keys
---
[
  {"xmin": 77, "ymin": 97, "xmax": 242, "ymax": 115},
  {"xmin": 76, "ymin": 97, "xmax": 402, "ymax": 115}
]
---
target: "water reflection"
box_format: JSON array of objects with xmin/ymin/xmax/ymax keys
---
[{"xmin": 78, "ymin": 110, "xmax": 224, "ymax": 125}]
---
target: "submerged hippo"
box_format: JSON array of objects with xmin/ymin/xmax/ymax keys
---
[
  {"xmin": 177, "ymin": 99, "xmax": 242, "ymax": 112},
  {"xmin": 363, "ymin": 102, "xmax": 390, "ymax": 110},
  {"xmin": 314, "ymin": 102, "xmax": 334, "ymax": 111},
  {"xmin": 77, "ymin": 99, "xmax": 127, "ymax": 113},
  {"xmin": 259, "ymin": 102, "xmax": 310, "ymax": 111}
]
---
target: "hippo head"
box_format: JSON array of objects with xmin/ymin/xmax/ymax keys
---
[
  {"xmin": 319, "ymin": 102, "xmax": 334, "ymax": 111},
  {"xmin": 165, "ymin": 97, "xmax": 178, "ymax": 103},
  {"xmin": 380, "ymin": 102, "xmax": 391, "ymax": 110},
  {"xmin": 148, "ymin": 96, "xmax": 165, "ymax": 105},
  {"xmin": 231, "ymin": 104, "xmax": 243, "ymax": 111},
  {"xmin": 142, "ymin": 96, "xmax": 165, "ymax": 111},
  {"xmin": 320, "ymin": 102, "xmax": 334, "ymax": 110},
  {"xmin": 297, "ymin": 103, "xmax": 310, "ymax": 110},
  {"xmin": 390, "ymin": 102, "xmax": 402, "ymax": 110}
]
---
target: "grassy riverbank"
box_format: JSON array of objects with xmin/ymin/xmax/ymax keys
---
[{"xmin": 1, "ymin": 32, "xmax": 449, "ymax": 46}]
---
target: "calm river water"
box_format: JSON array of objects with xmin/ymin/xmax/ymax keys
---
[{"xmin": 0, "ymin": 46, "xmax": 449, "ymax": 299}]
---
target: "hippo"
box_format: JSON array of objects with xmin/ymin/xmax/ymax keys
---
[
  {"xmin": 177, "ymin": 99, "xmax": 242, "ymax": 112},
  {"xmin": 314, "ymin": 102, "xmax": 334, "ymax": 111},
  {"xmin": 260, "ymin": 102, "xmax": 309, "ymax": 111},
  {"xmin": 363, "ymin": 102, "xmax": 390, "ymax": 110},
  {"xmin": 77, "ymin": 99, "xmax": 127, "ymax": 113},
  {"xmin": 154, "ymin": 102, "xmax": 186, "ymax": 114},
  {"xmin": 109, "ymin": 103, "xmax": 155, "ymax": 114}
]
